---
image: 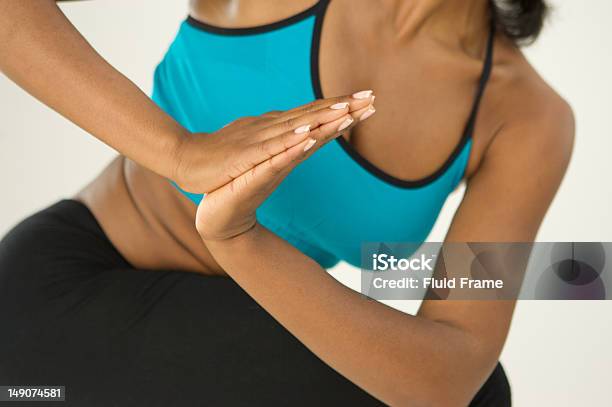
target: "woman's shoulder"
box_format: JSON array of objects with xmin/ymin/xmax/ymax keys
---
[{"xmin": 488, "ymin": 39, "xmax": 575, "ymax": 161}]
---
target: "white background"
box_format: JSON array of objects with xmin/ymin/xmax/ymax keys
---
[{"xmin": 1, "ymin": 1, "xmax": 610, "ymax": 405}]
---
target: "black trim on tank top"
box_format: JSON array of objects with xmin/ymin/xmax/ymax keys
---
[
  {"xmin": 311, "ymin": 2, "xmax": 496, "ymax": 189},
  {"xmin": 186, "ymin": 1, "xmax": 326, "ymax": 36}
]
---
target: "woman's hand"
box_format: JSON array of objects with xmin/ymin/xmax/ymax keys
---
[
  {"xmin": 194, "ymin": 93, "xmax": 376, "ymax": 241},
  {"xmin": 173, "ymin": 92, "xmax": 375, "ymax": 194}
]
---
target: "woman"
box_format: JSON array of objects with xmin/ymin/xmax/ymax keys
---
[{"xmin": 0, "ymin": 0, "xmax": 573, "ymax": 405}]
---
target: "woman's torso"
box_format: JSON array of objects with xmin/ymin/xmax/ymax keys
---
[{"xmin": 77, "ymin": 0, "xmax": 534, "ymax": 275}]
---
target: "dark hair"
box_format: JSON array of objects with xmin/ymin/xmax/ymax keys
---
[{"xmin": 490, "ymin": 0, "xmax": 549, "ymax": 45}]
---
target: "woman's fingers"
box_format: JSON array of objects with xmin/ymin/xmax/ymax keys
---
[
  {"xmin": 260, "ymin": 135, "xmax": 317, "ymax": 187},
  {"xmin": 306, "ymin": 114, "xmax": 354, "ymax": 146},
  {"xmin": 227, "ymin": 94, "xmax": 376, "ymax": 186},
  {"xmin": 244, "ymin": 104, "xmax": 377, "ymax": 191},
  {"xmin": 352, "ymin": 102, "xmax": 376, "ymax": 122},
  {"xmin": 256, "ymin": 102, "xmax": 351, "ymax": 140},
  {"xmin": 267, "ymin": 137, "xmax": 316, "ymax": 174},
  {"xmin": 250, "ymin": 126, "xmax": 313, "ymax": 163},
  {"xmin": 262, "ymin": 91, "xmax": 375, "ymax": 128},
  {"xmin": 308, "ymin": 103, "xmax": 376, "ymax": 145},
  {"xmin": 298, "ymin": 90, "xmax": 374, "ymax": 114},
  {"xmin": 251, "ymin": 101, "xmax": 376, "ymax": 166},
  {"xmin": 228, "ymin": 125, "xmax": 312, "ymax": 179}
]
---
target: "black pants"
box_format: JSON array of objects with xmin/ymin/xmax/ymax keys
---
[{"xmin": 0, "ymin": 200, "xmax": 511, "ymax": 406}]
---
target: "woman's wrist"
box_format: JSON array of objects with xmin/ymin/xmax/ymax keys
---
[
  {"xmin": 168, "ymin": 128, "xmax": 193, "ymax": 186},
  {"xmin": 201, "ymin": 221, "xmax": 263, "ymax": 246},
  {"xmin": 200, "ymin": 223, "xmax": 265, "ymax": 276}
]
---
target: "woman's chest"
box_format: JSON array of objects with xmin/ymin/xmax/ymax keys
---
[{"xmin": 317, "ymin": 1, "xmax": 498, "ymax": 183}]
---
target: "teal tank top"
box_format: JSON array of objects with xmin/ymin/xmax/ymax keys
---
[{"xmin": 151, "ymin": 0, "xmax": 494, "ymax": 268}]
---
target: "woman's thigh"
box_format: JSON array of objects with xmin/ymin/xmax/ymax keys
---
[
  {"xmin": 0, "ymin": 200, "xmax": 510, "ymax": 406},
  {"xmin": 0, "ymin": 201, "xmax": 383, "ymax": 406}
]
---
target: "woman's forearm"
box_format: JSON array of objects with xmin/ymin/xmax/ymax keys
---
[
  {"xmin": 0, "ymin": 0, "xmax": 186, "ymax": 179},
  {"xmin": 205, "ymin": 225, "xmax": 498, "ymax": 406}
]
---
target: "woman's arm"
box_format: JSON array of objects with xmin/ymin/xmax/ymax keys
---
[
  {"xmin": 0, "ymin": 0, "xmax": 185, "ymax": 179},
  {"xmin": 0, "ymin": 0, "xmax": 375, "ymax": 192},
  {"xmin": 199, "ymin": 99, "xmax": 574, "ymax": 405}
]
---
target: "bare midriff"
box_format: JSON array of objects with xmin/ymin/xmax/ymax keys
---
[
  {"xmin": 76, "ymin": 0, "xmax": 514, "ymax": 275},
  {"xmin": 77, "ymin": 155, "xmax": 224, "ymax": 274}
]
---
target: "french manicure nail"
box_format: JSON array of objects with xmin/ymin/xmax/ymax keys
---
[
  {"xmin": 330, "ymin": 102, "xmax": 349, "ymax": 110},
  {"xmin": 360, "ymin": 107, "xmax": 376, "ymax": 121},
  {"xmin": 371, "ymin": 95, "xmax": 376, "ymax": 103},
  {"xmin": 352, "ymin": 90, "xmax": 373, "ymax": 99},
  {"xmin": 294, "ymin": 124, "xmax": 311, "ymax": 134},
  {"xmin": 338, "ymin": 117, "xmax": 354, "ymax": 131},
  {"xmin": 303, "ymin": 138, "xmax": 317, "ymax": 152}
]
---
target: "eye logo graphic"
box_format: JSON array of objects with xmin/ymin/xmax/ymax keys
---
[{"xmin": 536, "ymin": 242, "xmax": 607, "ymax": 300}]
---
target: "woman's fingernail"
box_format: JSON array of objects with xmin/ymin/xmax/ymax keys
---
[
  {"xmin": 360, "ymin": 107, "xmax": 376, "ymax": 121},
  {"xmin": 338, "ymin": 117, "xmax": 354, "ymax": 131},
  {"xmin": 303, "ymin": 138, "xmax": 317, "ymax": 152},
  {"xmin": 352, "ymin": 90, "xmax": 373, "ymax": 99},
  {"xmin": 330, "ymin": 102, "xmax": 349, "ymax": 110},
  {"xmin": 294, "ymin": 124, "xmax": 311, "ymax": 134},
  {"xmin": 371, "ymin": 95, "xmax": 376, "ymax": 103}
]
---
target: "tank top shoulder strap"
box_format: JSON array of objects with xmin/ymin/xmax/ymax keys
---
[{"xmin": 463, "ymin": 18, "xmax": 496, "ymax": 138}]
